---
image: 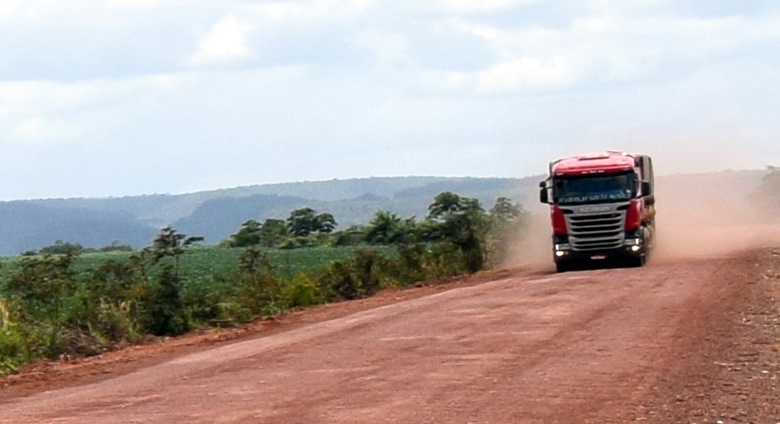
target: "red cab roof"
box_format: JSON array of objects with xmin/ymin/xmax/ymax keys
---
[{"xmin": 551, "ymin": 152, "xmax": 636, "ymax": 176}]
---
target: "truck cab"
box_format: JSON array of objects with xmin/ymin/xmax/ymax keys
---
[{"xmin": 539, "ymin": 152, "xmax": 656, "ymax": 272}]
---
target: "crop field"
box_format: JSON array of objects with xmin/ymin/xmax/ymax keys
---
[{"xmin": 0, "ymin": 246, "xmax": 394, "ymax": 291}]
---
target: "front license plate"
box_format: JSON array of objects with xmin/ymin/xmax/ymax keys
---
[{"xmin": 590, "ymin": 255, "xmax": 607, "ymax": 260}]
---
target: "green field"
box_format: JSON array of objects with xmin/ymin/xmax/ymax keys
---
[{"xmin": 1, "ymin": 246, "xmax": 393, "ymax": 291}]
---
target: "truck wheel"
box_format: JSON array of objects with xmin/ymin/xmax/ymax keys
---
[
  {"xmin": 556, "ymin": 262, "xmax": 569, "ymax": 273},
  {"xmin": 630, "ymin": 255, "xmax": 647, "ymax": 268}
]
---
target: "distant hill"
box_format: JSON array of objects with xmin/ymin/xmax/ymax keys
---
[
  {"xmin": 0, "ymin": 202, "xmax": 157, "ymax": 254},
  {"xmin": 0, "ymin": 171, "xmax": 767, "ymax": 255},
  {"xmin": 0, "ymin": 176, "xmax": 539, "ymax": 254},
  {"xmin": 174, "ymin": 194, "xmax": 310, "ymax": 243}
]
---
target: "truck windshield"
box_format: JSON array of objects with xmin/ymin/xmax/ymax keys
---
[{"xmin": 552, "ymin": 172, "xmax": 637, "ymax": 205}]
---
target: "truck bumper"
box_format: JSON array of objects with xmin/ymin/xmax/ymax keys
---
[{"xmin": 552, "ymin": 233, "xmax": 647, "ymax": 270}]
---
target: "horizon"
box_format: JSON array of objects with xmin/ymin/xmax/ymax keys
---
[{"xmin": 2, "ymin": 167, "xmax": 767, "ymax": 203}]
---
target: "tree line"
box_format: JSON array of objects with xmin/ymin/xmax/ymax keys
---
[{"xmin": 225, "ymin": 193, "xmax": 527, "ymax": 267}]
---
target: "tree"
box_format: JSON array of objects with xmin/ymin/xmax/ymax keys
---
[
  {"xmin": 487, "ymin": 197, "xmax": 527, "ymax": 265},
  {"xmin": 364, "ymin": 210, "xmax": 415, "ymax": 245},
  {"xmin": 257, "ymin": 218, "xmax": 288, "ymax": 247},
  {"xmin": 142, "ymin": 227, "xmax": 202, "ymax": 336},
  {"xmin": 227, "ymin": 218, "xmax": 290, "ymax": 248},
  {"xmin": 331, "ymin": 225, "xmax": 366, "ymax": 246},
  {"xmin": 287, "ymin": 208, "xmax": 319, "ymax": 237},
  {"xmin": 286, "ymin": 208, "xmax": 337, "ymax": 237},
  {"xmin": 147, "ymin": 226, "xmax": 203, "ymax": 276},
  {"xmin": 754, "ymin": 166, "xmax": 780, "ymax": 221},
  {"xmin": 99, "ymin": 240, "xmax": 134, "ymax": 253},
  {"xmin": 427, "ymin": 192, "xmax": 468, "ymax": 218},
  {"xmin": 425, "ymin": 192, "xmax": 488, "ymax": 273},
  {"xmin": 490, "ymin": 197, "xmax": 525, "ymax": 223},
  {"xmin": 228, "ymin": 220, "xmax": 262, "ymax": 247},
  {"xmin": 316, "ymin": 213, "xmax": 337, "ymax": 234},
  {"xmin": 39, "ymin": 240, "xmax": 84, "ymax": 256},
  {"xmin": 5, "ymin": 253, "xmax": 78, "ymax": 320}
]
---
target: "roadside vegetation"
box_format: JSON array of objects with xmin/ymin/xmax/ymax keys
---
[
  {"xmin": 754, "ymin": 166, "xmax": 780, "ymax": 221},
  {"xmin": 0, "ymin": 192, "xmax": 526, "ymax": 377}
]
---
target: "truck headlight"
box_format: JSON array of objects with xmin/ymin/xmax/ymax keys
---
[
  {"xmin": 623, "ymin": 238, "xmax": 642, "ymax": 246},
  {"xmin": 554, "ymin": 243, "xmax": 570, "ymax": 257}
]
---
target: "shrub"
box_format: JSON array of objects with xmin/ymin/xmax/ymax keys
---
[
  {"xmin": 140, "ymin": 264, "xmax": 187, "ymax": 336},
  {"xmin": 283, "ymin": 274, "xmax": 323, "ymax": 308}
]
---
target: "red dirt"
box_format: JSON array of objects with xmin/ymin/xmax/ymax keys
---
[{"xmin": 1, "ymin": 251, "xmax": 779, "ymax": 423}]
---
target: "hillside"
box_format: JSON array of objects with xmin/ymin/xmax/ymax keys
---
[
  {"xmin": 0, "ymin": 171, "xmax": 766, "ymax": 255},
  {"xmin": 0, "ymin": 176, "xmax": 540, "ymax": 254}
]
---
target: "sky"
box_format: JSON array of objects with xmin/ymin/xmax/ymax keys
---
[{"xmin": 1, "ymin": 0, "xmax": 779, "ymax": 200}]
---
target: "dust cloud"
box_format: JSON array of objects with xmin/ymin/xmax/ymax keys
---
[
  {"xmin": 502, "ymin": 212, "xmax": 554, "ymax": 269},
  {"xmin": 652, "ymin": 172, "xmax": 780, "ymax": 261}
]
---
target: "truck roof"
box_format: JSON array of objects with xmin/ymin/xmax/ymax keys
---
[{"xmin": 551, "ymin": 152, "xmax": 636, "ymax": 176}]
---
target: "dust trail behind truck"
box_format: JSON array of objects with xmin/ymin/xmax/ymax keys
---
[{"xmin": 539, "ymin": 151, "xmax": 656, "ymax": 272}]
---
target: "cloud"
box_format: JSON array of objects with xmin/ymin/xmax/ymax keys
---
[
  {"xmin": 414, "ymin": 9, "xmax": 780, "ymax": 96},
  {"xmin": 10, "ymin": 117, "xmax": 52, "ymax": 141},
  {"xmin": 246, "ymin": 0, "xmax": 374, "ymax": 23},
  {"xmin": 353, "ymin": 29, "xmax": 411, "ymax": 65},
  {"xmin": 9, "ymin": 117, "xmax": 85, "ymax": 144},
  {"xmin": 442, "ymin": 0, "xmax": 541, "ymax": 13},
  {"xmin": 190, "ymin": 15, "xmax": 253, "ymax": 66},
  {"xmin": 0, "ymin": 0, "xmax": 779, "ymax": 199}
]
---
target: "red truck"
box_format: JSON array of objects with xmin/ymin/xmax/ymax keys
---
[{"xmin": 539, "ymin": 152, "xmax": 656, "ymax": 272}]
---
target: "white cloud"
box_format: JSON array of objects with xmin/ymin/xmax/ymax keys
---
[
  {"xmin": 0, "ymin": 73, "xmax": 195, "ymax": 149},
  {"xmin": 10, "ymin": 117, "xmax": 49, "ymax": 141},
  {"xmin": 190, "ymin": 15, "xmax": 253, "ymax": 66},
  {"xmin": 0, "ymin": 80, "xmax": 100, "ymax": 116},
  {"xmin": 432, "ymin": 56, "xmax": 579, "ymax": 94},
  {"xmin": 247, "ymin": 0, "xmax": 374, "ymax": 23},
  {"xmin": 477, "ymin": 56, "xmax": 578, "ymax": 92},
  {"xmin": 442, "ymin": 0, "xmax": 540, "ymax": 13},
  {"xmin": 353, "ymin": 29, "xmax": 410, "ymax": 65},
  {"xmin": 0, "ymin": 1, "xmax": 20, "ymax": 19},
  {"xmin": 100, "ymin": 0, "xmax": 199, "ymax": 10},
  {"xmin": 426, "ymin": 10, "xmax": 780, "ymax": 95},
  {"xmin": 9, "ymin": 117, "xmax": 79, "ymax": 143}
]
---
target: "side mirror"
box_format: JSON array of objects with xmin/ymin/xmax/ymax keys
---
[
  {"xmin": 539, "ymin": 189, "xmax": 549, "ymax": 204},
  {"xmin": 539, "ymin": 180, "xmax": 551, "ymax": 204},
  {"xmin": 539, "ymin": 184, "xmax": 549, "ymax": 204},
  {"xmin": 641, "ymin": 181, "xmax": 655, "ymax": 205},
  {"xmin": 641, "ymin": 181, "xmax": 652, "ymax": 197}
]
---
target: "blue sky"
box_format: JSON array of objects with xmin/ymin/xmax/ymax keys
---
[{"xmin": 1, "ymin": 0, "xmax": 778, "ymax": 200}]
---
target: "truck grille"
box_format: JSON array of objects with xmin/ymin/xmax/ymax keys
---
[{"xmin": 565, "ymin": 211, "xmax": 625, "ymax": 251}]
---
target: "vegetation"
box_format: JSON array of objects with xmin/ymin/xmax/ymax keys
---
[
  {"xmin": 754, "ymin": 166, "xmax": 780, "ymax": 221},
  {"xmin": 0, "ymin": 192, "xmax": 527, "ymax": 377}
]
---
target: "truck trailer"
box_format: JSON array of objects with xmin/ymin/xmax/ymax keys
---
[{"xmin": 539, "ymin": 151, "xmax": 656, "ymax": 272}]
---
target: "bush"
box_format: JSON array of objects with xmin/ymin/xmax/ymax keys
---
[
  {"xmin": 235, "ymin": 248, "xmax": 283, "ymax": 317},
  {"xmin": 0, "ymin": 327, "xmax": 24, "ymax": 376},
  {"xmin": 283, "ymin": 274, "xmax": 323, "ymax": 308},
  {"xmin": 317, "ymin": 249, "xmax": 391, "ymax": 301},
  {"xmin": 182, "ymin": 275, "xmax": 232, "ymax": 326},
  {"xmin": 140, "ymin": 264, "xmax": 187, "ymax": 336}
]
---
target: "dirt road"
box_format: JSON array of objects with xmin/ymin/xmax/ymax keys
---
[{"xmin": 1, "ymin": 251, "xmax": 779, "ymax": 423}]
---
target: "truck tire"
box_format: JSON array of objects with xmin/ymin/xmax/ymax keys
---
[
  {"xmin": 629, "ymin": 255, "xmax": 647, "ymax": 268},
  {"xmin": 556, "ymin": 261, "xmax": 569, "ymax": 273}
]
